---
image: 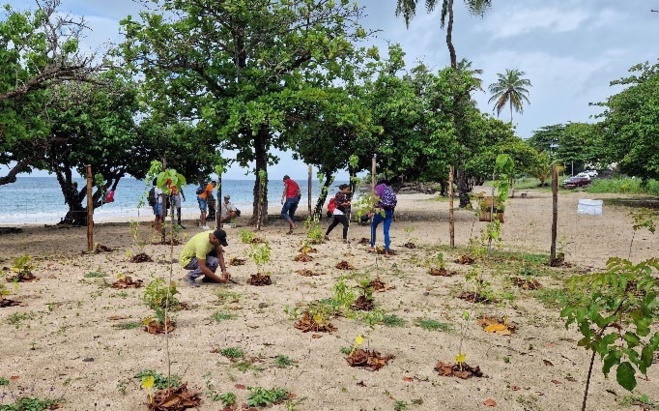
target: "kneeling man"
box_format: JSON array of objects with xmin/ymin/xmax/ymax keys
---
[{"xmin": 180, "ymin": 229, "xmax": 231, "ymax": 287}]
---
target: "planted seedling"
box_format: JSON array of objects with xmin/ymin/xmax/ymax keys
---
[
  {"xmin": 112, "ymin": 275, "xmax": 144, "ymax": 289},
  {"xmin": 7, "ymin": 255, "xmax": 37, "ymax": 282},
  {"xmin": 246, "ymin": 387, "xmax": 289, "ymax": 407},
  {"xmin": 247, "ymin": 243, "xmax": 272, "ymax": 285},
  {"xmin": 351, "ymin": 279, "xmax": 375, "ymax": 311},
  {"xmin": 345, "ymin": 335, "xmax": 395, "ymax": 371}
]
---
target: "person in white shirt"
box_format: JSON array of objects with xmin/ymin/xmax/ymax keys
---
[
  {"xmin": 219, "ymin": 195, "xmax": 239, "ymax": 225},
  {"xmin": 152, "ymin": 179, "xmax": 164, "ymax": 231}
]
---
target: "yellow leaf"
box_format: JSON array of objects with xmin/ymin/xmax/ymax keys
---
[
  {"xmin": 355, "ymin": 335, "xmax": 364, "ymax": 346},
  {"xmin": 455, "ymin": 353, "xmax": 466, "ymax": 364},
  {"xmin": 141, "ymin": 375, "xmax": 155, "ymax": 390},
  {"xmin": 484, "ymin": 323, "xmax": 512, "ymax": 335}
]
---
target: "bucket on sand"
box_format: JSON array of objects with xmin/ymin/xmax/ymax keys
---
[{"xmin": 577, "ymin": 199, "xmax": 603, "ymax": 216}]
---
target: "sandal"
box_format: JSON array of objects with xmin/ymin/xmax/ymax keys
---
[{"xmin": 286, "ymin": 229, "xmax": 294, "ymax": 235}]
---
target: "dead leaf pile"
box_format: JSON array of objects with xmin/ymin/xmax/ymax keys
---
[
  {"xmin": 249, "ymin": 237, "xmax": 266, "ymax": 244},
  {"xmin": 294, "ymin": 311, "xmax": 337, "ymax": 333},
  {"xmin": 229, "ymin": 257, "xmax": 246, "ymax": 266},
  {"xmin": 478, "ymin": 317, "xmax": 517, "ymax": 335},
  {"xmin": 370, "ymin": 277, "xmax": 394, "ymax": 292},
  {"xmin": 130, "ymin": 253, "xmax": 153, "ymax": 263},
  {"xmin": 336, "ymin": 261, "xmax": 355, "ymax": 270},
  {"xmin": 299, "ymin": 246, "xmax": 317, "ymax": 254},
  {"xmin": 455, "ymin": 255, "xmax": 475, "ymax": 265},
  {"xmin": 0, "ymin": 298, "xmax": 20, "ymax": 308},
  {"xmin": 144, "ymin": 317, "xmax": 175, "ymax": 335},
  {"xmin": 358, "ymin": 237, "xmax": 370, "ymax": 245},
  {"xmin": 147, "ymin": 383, "xmax": 201, "ymax": 411},
  {"xmin": 112, "ymin": 276, "xmax": 143, "ymax": 289},
  {"xmin": 429, "ymin": 268, "xmax": 457, "ymax": 277},
  {"xmin": 403, "ymin": 242, "xmax": 417, "ymax": 249},
  {"xmin": 511, "ymin": 277, "xmax": 542, "ymax": 290},
  {"xmin": 346, "ymin": 349, "xmax": 395, "ymax": 371},
  {"xmin": 351, "ymin": 296, "xmax": 374, "ymax": 311},
  {"xmin": 296, "ymin": 269, "xmax": 324, "ymax": 277},
  {"xmin": 6, "ymin": 272, "xmax": 37, "ymax": 282},
  {"xmin": 221, "ymin": 405, "xmax": 258, "ymax": 411},
  {"xmin": 434, "ymin": 361, "xmax": 484, "ymax": 379},
  {"xmin": 94, "ymin": 244, "xmax": 113, "ymax": 253},
  {"xmin": 247, "ymin": 274, "xmax": 272, "ymax": 286},
  {"xmin": 294, "ymin": 253, "xmax": 313, "ymax": 262},
  {"xmin": 458, "ymin": 291, "xmax": 491, "ymax": 304}
]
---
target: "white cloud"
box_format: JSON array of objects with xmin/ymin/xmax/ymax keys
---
[{"xmin": 480, "ymin": 8, "xmax": 589, "ymax": 39}]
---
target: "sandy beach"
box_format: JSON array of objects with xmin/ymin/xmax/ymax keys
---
[{"xmin": 0, "ymin": 188, "xmax": 657, "ymax": 411}]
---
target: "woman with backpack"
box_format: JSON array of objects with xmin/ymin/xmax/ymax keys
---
[
  {"xmin": 369, "ymin": 179, "xmax": 397, "ymax": 256},
  {"xmin": 324, "ymin": 184, "xmax": 351, "ymax": 242}
]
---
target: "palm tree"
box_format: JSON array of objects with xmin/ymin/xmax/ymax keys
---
[
  {"xmin": 488, "ymin": 69, "xmax": 532, "ymax": 123},
  {"xmin": 395, "ymin": 0, "xmax": 492, "ymax": 68}
]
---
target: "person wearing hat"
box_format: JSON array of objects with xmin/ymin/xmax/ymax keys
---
[
  {"xmin": 219, "ymin": 194, "xmax": 239, "ymax": 225},
  {"xmin": 179, "ymin": 229, "xmax": 231, "ymax": 287},
  {"xmin": 325, "ymin": 184, "xmax": 351, "ymax": 242}
]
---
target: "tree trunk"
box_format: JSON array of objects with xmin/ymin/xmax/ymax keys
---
[
  {"xmin": 313, "ymin": 170, "xmax": 334, "ymax": 220},
  {"xmin": 250, "ymin": 126, "xmax": 269, "ymax": 227},
  {"xmin": 0, "ymin": 159, "xmax": 32, "ymax": 186},
  {"xmin": 456, "ymin": 163, "xmax": 471, "ymax": 208},
  {"xmin": 446, "ymin": 0, "xmax": 457, "ymax": 68}
]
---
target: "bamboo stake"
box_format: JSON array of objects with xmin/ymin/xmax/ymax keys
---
[
  {"xmin": 550, "ymin": 165, "xmax": 558, "ymax": 264},
  {"xmin": 307, "ymin": 164, "xmax": 312, "ymax": 217},
  {"xmin": 448, "ymin": 166, "xmax": 455, "ymax": 248},
  {"xmin": 85, "ymin": 165, "xmax": 93, "ymax": 252}
]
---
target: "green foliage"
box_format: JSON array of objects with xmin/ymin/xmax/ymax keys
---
[
  {"xmin": 394, "ymin": 400, "xmax": 408, "ymax": 411},
  {"xmin": 7, "ymin": 312, "xmax": 34, "ymax": 329},
  {"xmin": 113, "ymin": 321, "xmax": 142, "ymax": 330},
  {"xmin": 219, "ymin": 347, "xmax": 244, "ymax": 360},
  {"xmin": 239, "ymin": 229, "xmax": 256, "ymax": 244},
  {"xmin": 247, "ymin": 387, "xmax": 289, "ymax": 407},
  {"xmin": 305, "ymin": 217, "xmax": 324, "ymax": 245},
  {"xmin": 215, "ymin": 392, "xmax": 236, "ymax": 407},
  {"xmin": 535, "ymin": 287, "xmax": 586, "ymax": 309},
  {"xmin": 134, "ymin": 370, "xmax": 182, "ymax": 390},
  {"xmin": 249, "ymin": 243, "xmax": 271, "ymax": 274},
  {"xmin": 333, "ymin": 276, "xmax": 357, "ymax": 311},
  {"xmin": 83, "ymin": 271, "xmax": 108, "ymax": 278},
  {"xmin": 415, "ymin": 319, "xmax": 453, "ymax": 332},
  {"xmin": 560, "ymin": 257, "xmax": 659, "ymax": 392},
  {"xmin": 589, "ymin": 178, "xmax": 659, "ymax": 196},
  {"xmin": 339, "ymin": 346, "xmax": 352, "ymax": 355},
  {"xmin": 274, "ymin": 355, "xmax": 296, "ymax": 368},
  {"xmin": 11, "ymin": 255, "xmax": 34, "ymax": 275},
  {"xmin": 488, "ymin": 69, "xmax": 532, "ymax": 122},
  {"xmin": 210, "ymin": 312, "xmax": 236, "ymax": 322},
  {"xmin": 0, "ymin": 397, "xmax": 60, "ymax": 411},
  {"xmin": 142, "ymin": 278, "xmax": 180, "ymax": 310},
  {"xmin": 631, "ymin": 208, "xmax": 658, "ymax": 234},
  {"xmin": 0, "ymin": 377, "xmax": 9, "ymax": 386}
]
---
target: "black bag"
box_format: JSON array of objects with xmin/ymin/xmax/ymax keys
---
[{"xmin": 147, "ymin": 187, "xmax": 156, "ymax": 206}]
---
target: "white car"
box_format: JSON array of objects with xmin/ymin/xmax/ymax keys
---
[{"xmin": 575, "ymin": 172, "xmax": 591, "ymax": 180}]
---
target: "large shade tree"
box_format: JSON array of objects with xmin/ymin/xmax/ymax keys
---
[
  {"xmin": 120, "ymin": 0, "xmax": 368, "ymax": 225},
  {"xmin": 0, "ymin": 0, "xmax": 100, "ymax": 186},
  {"xmin": 596, "ymin": 60, "xmax": 659, "ymax": 180},
  {"xmin": 488, "ymin": 68, "xmax": 532, "ymax": 123}
]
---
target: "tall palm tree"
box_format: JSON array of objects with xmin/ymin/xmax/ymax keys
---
[
  {"xmin": 488, "ymin": 69, "xmax": 532, "ymax": 123},
  {"xmin": 395, "ymin": 0, "xmax": 492, "ymax": 68}
]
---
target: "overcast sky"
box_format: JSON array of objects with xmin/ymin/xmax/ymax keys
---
[{"xmin": 7, "ymin": 0, "xmax": 659, "ymax": 179}]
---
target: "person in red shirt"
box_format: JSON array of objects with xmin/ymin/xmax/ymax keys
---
[{"xmin": 280, "ymin": 175, "xmax": 301, "ymax": 234}]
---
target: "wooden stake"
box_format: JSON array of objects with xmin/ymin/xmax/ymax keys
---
[
  {"xmin": 308, "ymin": 164, "xmax": 312, "ymax": 217},
  {"xmin": 371, "ymin": 154, "xmax": 377, "ymax": 193},
  {"xmin": 85, "ymin": 165, "xmax": 93, "ymax": 252},
  {"xmin": 448, "ymin": 166, "xmax": 455, "ymax": 248},
  {"xmin": 550, "ymin": 165, "xmax": 558, "ymax": 263}
]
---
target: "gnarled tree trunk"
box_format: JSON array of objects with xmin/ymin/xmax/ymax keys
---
[{"xmin": 250, "ymin": 126, "xmax": 269, "ymax": 227}]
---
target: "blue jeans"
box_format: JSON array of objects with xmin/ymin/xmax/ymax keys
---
[
  {"xmin": 281, "ymin": 197, "xmax": 300, "ymax": 223},
  {"xmin": 370, "ymin": 209, "xmax": 394, "ymax": 251},
  {"xmin": 197, "ymin": 198, "xmax": 208, "ymax": 212},
  {"xmin": 153, "ymin": 203, "xmax": 163, "ymax": 217},
  {"xmin": 183, "ymin": 256, "xmax": 219, "ymax": 280}
]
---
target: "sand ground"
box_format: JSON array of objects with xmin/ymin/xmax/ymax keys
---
[{"xmin": 0, "ymin": 188, "xmax": 657, "ymax": 411}]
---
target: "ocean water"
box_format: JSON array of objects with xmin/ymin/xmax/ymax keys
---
[{"xmin": 0, "ymin": 177, "xmax": 348, "ymax": 225}]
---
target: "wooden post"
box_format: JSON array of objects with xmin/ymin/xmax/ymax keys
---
[
  {"xmin": 550, "ymin": 165, "xmax": 558, "ymax": 264},
  {"xmin": 371, "ymin": 154, "xmax": 377, "ymax": 193},
  {"xmin": 85, "ymin": 165, "xmax": 94, "ymax": 252},
  {"xmin": 448, "ymin": 166, "xmax": 455, "ymax": 248},
  {"xmin": 307, "ymin": 164, "xmax": 312, "ymax": 217}
]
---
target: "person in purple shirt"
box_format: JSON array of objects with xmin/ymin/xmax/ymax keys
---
[{"xmin": 369, "ymin": 179, "xmax": 397, "ymax": 256}]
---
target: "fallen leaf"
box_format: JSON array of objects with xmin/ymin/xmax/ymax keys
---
[
  {"xmin": 10, "ymin": 376, "xmax": 19, "ymax": 380},
  {"xmin": 235, "ymin": 384, "xmax": 246, "ymax": 390},
  {"xmin": 543, "ymin": 359, "xmax": 554, "ymax": 367},
  {"xmin": 565, "ymin": 376, "xmax": 577, "ymax": 382},
  {"xmin": 551, "ymin": 379, "xmax": 562, "ymax": 385},
  {"xmin": 483, "ymin": 399, "xmax": 497, "ymax": 407},
  {"xmin": 356, "ymin": 381, "xmax": 366, "ymax": 387},
  {"xmin": 510, "ymin": 385, "xmax": 521, "ymax": 391},
  {"xmin": 311, "ymin": 334, "xmax": 322, "ymax": 339},
  {"xmin": 403, "ymin": 377, "xmax": 415, "ymax": 382}
]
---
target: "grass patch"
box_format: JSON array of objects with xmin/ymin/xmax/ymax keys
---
[
  {"xmin": 134, "ymin": 370, "xmax": 182, "ymax": 390},
  {"xmin": 113, "ymin": 321, "xmax": 142, "ymax": 330},
  {"xmin": 588, "ymin": 177, "xmax": 659, "ymax": 196},
  {"xmin": 273, "ymin": 355, "xmax": 296, "ymax": 368},
  {"xmin": 83, "ymin": 271, "xmax": 108, "ymax": 278},
  {"xmin": 7, "ymin": 312, "xmax": 34, "ymax": 329},
  {"xmin": 215, "ymin": 290, "xmax": 241, "ymax": 304},
  {"xmin": 210, "ymin": 311, "xmax": 236, "ymax": 322},
  {"xmin": 339, "ymin": 346, "xmax": 352, "ymax": 355},
  {"xmin": 382, "ymin": 314, "xmax": 407, "ymax": 327},
  {"xmin": 534, "ymin": 287, "xmax": 587, "ymax": 309},
  {"xmin": 0, "ymin": 377, "xmax": 9, "ymax": 386},
  {"xmin": 415, "ymin": 319, "xmax": 453, "ymax": 332},
  {"xmin": 219, "ymin": 347, "xmax": 244, "ymax": 360},
  {"xmin": 247, "ymin": 387, "xmax": 289, "ymax": 407},
  {"xmin": 0, "ymin": 397, "xmax": 61, "ymax": 411}
]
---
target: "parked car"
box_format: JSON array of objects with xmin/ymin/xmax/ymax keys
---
[
  {"xmin": 584, "ymin": 169, "xmax": 598, "ymax": 177},
  {"xmin": 575, "ymin": 172, "xmax": 592, "ymax": 180},
  {"xmin": 562, "ymin": 176, "xmax": 591, "ymax": 188}
]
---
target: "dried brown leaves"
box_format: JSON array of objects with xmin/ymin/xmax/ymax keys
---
[
  {"xmin": 403, "ymin": 242, "xmax": 417, "ymax": 249},
  {"xmin": 94, "ymin": 244, "xmax": 113, "ymax": 253},
  {"xmin": 247, "ymin": 274, "xmax": 272, "ymax": 286},
  {"xmin": 130, "ymin": 253, "xmax": 153, "ymax": 263},
  {"xmin": 294, "ymin": 311, "xmax": 336, "ymax": 333},
  {"xmin": 351, "ymin": 296, "xmax": 374, "ymax": 311},
  {"xmin": 6, "ymin": 272, "xmax": 37, "ymax": 282},
  {"xmin": 294, "ymin": 253, "xmax": 313, "ymax": 262},
  {"xmin": 511, "ymin": 277, "xmax": 542, "ymax": 290},
  {"xmin": 0, "ymin": 298, "xmax": 20, "ymax": 307},
  {"xmin": 147, "ymin": 383, "xmax": 201, "ymax": 411},
  {"xmin": 336, "ymin": 261, "xmax": 354, "ymax": 270},
  {"xmin": 112, "ymin": 276, "xmax": 143, "ymax": 289},
  {"xmin": 434, "ymin": 361, "xmax": 484, "ymax": 379},
  {"xmin": 229, "ymin": 257, "xmax": 246, "ymax": 266},
  {"xmin": 144, "ymin": 317, "xmax": 175, "ymax": 335},
  {"xmin": 346, "ymin": 348, "xmax": 395, "ymax": 371},
  {"xmin": 478, "ymin": 317, "xmax": 517, "ymax": 335},
  {"xmin": 429, "ymin": 268, "xmax": 458, "ymax": 277},
  {"xmin": 296, "ymin": 269, "xmax": 324, "ymax": 277},
  {"xmin": 455, "ymin": 255, "xmax": 475, "ymax": 265},
  {"xmin": 370, "ymin": 277, "xmax": 394, "ymax": 292},
  {"xmin": 458, "ymin": 291, "xmax": 491, "ymax": 304}
]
